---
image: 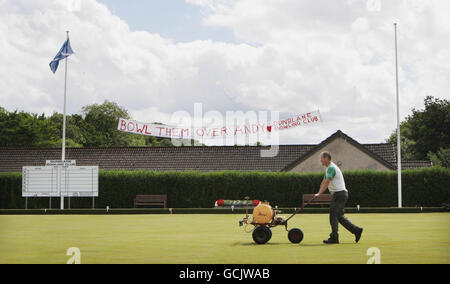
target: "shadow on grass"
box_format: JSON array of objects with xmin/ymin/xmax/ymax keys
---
[
  {"xmin": 237, "ymin": 242, "xmax": 290, "ymax": 246},
  {"xmin": 300, "ymin": 243, "xmax": 356, "ymax": 246},
  {"xmin": 234, "ymin": 242, "xmax": 356, "ymax": 247}
]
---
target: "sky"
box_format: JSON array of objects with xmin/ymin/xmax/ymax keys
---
[{"xmin": 0, "ymin": 0, "xmax": 449, "ymax": 145}]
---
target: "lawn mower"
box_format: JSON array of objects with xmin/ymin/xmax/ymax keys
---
[{"xmin": 238, "ymin": 196, "xmax": 317, "ymax": 244}]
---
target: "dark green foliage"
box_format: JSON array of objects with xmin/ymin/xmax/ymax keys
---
[
  {"xmin": 428, "ymin": 148, "xmax": 450, "ymax": 168},
  {"xmin": 0, "ymin": 168, "xmax": 448, "ymax": 209},
  {"xmin": 0, "ymin": 101, "xmax": 201, "ymax": 148},
  {"xmin": 387, "ymin": 96, "xmax": 450, "ymax": 163}
]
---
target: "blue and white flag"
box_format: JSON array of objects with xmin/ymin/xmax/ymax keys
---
[{"xmin": 49, "ymin": 38, "xmax": 74, "ymax": 74}]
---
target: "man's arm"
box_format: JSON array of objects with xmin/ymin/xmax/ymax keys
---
[
  {"xmin": 315, "ymin": 166, "xmax": 335, "ymax": 197},
  {"xmin": 315, "ymin": 178, "xmax": 331, "ymax": 197}
]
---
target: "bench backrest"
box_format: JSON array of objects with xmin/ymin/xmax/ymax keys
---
[
  {"xmin": 303, "ymin": 193, "xmax": 332, "ymax": 202},
  {"xmin": 136, "ymin": 195, "xmax": 167, "ymax": 202}
]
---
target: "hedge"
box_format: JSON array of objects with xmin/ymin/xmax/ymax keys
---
[
  {"xmin": 0, "ymin": 207, "xmax": 446, "ymax": 215},
  {"xmin": 0, "ymin": 167, "xmax": 449, "ymax": 209}
]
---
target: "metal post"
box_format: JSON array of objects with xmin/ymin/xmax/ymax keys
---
[
  {"xmin": 394, "ymin": 23, "xmax": 402, "ymax": 208},
  {"xmin": 60, "ymin": 31, "xmax": 69, "ymax": 210},
  {"xmin": 25, "ymin": 197, "xmax": 28, "ymax": 210},
  {"xmin": 49, "ymin": 197, "xmax": 52, "ymax": 209},
  {"xmin": 92, "ymin": 197, "xmax": 95, "ymax": 209}
]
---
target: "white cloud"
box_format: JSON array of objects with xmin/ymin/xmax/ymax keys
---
[
  {"xmin": 0, "ymin": 0, "xmax": 449, "ymax": 146},
  {"xmin": 186, "ymin": 0, "xmax": 450, "ymax": 143},
  {"xmin": 352, "ymin": 17, "xmax": 369, "ymax": 32}
]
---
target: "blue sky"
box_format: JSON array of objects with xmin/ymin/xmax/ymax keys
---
[
  {"xmin": 1, "ymin": 0, "xmax": 449, "ymax": 144},
  {"xmin": 98, "ymin": 0, "xmax": 237, "ymax": 43}
]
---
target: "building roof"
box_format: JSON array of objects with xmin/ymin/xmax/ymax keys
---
[
  {"xmin": 397, "ymin": 160, "xmax": 433, "ymax": 170},
  {"xmin": 0, "ymin": 130, "xmax": 431, "ymax": 172},
  {"xmin": 282, "ymin": 130, "xmax": 397, "ymax": 171}
]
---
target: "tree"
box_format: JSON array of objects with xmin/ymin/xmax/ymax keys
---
[
  {"xmin": 387, "ymin": 96, "xmax": 450, "ymax": 166},
  {"xmin": 386, "ymin": 120, "xmax": 416, "ymax": 160},
  {"xmin": 0, "ymin": 101, "xmax": 206, "ymax": 148},
  {"xmin": 0, "ymin": 109, "xmax": 60, "ymax": 147},
  {"xmin": 48, "ymin": 113, "xmax": 85, "ymax": 146},
  {"xmin": 428, "ymin": 148, "xmax": 450, "ymax": 168},
  {"xmin": 81, "ymin": 100, "xmax": 146, "ymax": 147}
]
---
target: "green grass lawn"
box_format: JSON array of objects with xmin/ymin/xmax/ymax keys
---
[{"xmin": 0, "ymin": 213, "xmax": 449, "ymax": 264}]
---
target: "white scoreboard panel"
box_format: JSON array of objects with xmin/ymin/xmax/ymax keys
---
[
  {"xmin": 22, "ymin": 167, "xmax": 59, "ymax": 197},
  {"xmin": 60, "ymin": 166, "xmax": 98, "ymax": 197},
  {"xmin": 22, "ymin": 166, "xmax": 98, "ymax": 197}
]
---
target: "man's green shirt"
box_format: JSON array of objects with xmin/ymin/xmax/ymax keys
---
[{"xmin": 324, "ymin": 162, "xmax": 347, "ymax": 193}]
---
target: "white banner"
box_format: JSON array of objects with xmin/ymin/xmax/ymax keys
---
[{"xmin": 117, "ymin": 110, "xmax": 321, "ymax": 139}]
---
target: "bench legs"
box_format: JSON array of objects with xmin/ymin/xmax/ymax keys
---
[{"xmin": 134, "ymin": 203, "xmax": 166, "ymax": 208}]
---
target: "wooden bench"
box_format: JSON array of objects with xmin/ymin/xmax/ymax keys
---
[
  {"xmin": 302, "ymin": 194, "xmax": 332, "ymax": 207},
  {"xmin": 134, "ymin": 195, "xmax": 167, "ymax": 208}
]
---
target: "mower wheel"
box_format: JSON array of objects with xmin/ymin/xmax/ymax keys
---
[
  {"xmin": 267, "ymin": 228, "xmax": 272, "ymax": 241},
  {"xmin": 288, "ymin": 228, "xmax": 304, "ymax": 244},
  {"xmin": 252, "ymin": 226, "xmax": 271, "ymax": 244}
]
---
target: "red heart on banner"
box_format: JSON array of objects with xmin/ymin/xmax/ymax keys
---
[{"xmin": 267, "ymin": 126, "xmax": 272, "ymax": 132}]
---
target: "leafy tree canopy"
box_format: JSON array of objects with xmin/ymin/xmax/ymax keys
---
[
  {"xmin": 387, "ymin": 96, "xmax": 449, "ymax": 167},
  {"xmin": 0, "ymin": 100, "xmax": 201, "ymax": 148}
]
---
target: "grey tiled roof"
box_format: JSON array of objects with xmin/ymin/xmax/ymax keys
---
[
  {"xmin": 0, "ymin": 131, "xmax": 431, "ymax": 172},
  {"xmin": 0, "ymin": 145, "xmax": 315, "ymax": 172},
  {"xmin": 364, "ymin": 143, "xmax": 397, "ymax": 165},
  {"xmin": 282, "ymin": 130, "xmax": 398, "ymax": 171},
  {"xmin": 397, "ymin": 160, "xmax": 433, "ymax": 170}
]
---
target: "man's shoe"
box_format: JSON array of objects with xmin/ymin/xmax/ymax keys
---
[
  {"xmin": 323, "ymin": 238, "xmax": 339, "ymax": 244},
  {"xmin": 354, "ymin": 228, "xmax": 363, "ymax": 243}
]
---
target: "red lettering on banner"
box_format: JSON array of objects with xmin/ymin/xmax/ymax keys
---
[
  {"xmin": 221, "ymin": 127, "xmax": 227, "ymax": 135},
  {"xmin": 303, "ymin": 115, "xmax": 317, "ymax": 124},
  {"xmin": 136, "ymin": 123, "xmax": 146, "ymax": 134},
  {"xmin": 181, "ymin": 128, "xmax": 189, "ymax": 137},
  {"xmin": 145, "ymin": 125, "xmax": 152, "ymax": 135},
  {"xmin": 303, "ymin": 115, "xmax": 318, "ymax": 124},
  {"xmin": 118, "ymin": 111, "xmax": 320, "ymax": 138},
  {"xmin": 196, "ymin": 128, "xmax": 204, "ymax": 136},
  {"xmin": 127, "ymin": 122, "xmax": 135, "ymax": 132},
  {"xmin": 120, "ymin": 119, "xmax": 127, "ymax": 131},
  {"xmin": 258, "ymin": 123, "xmax": 266, "ymax": 132},
  {"xmin": 156, "ymin": 127, "xmax": 164, "ymax": 136}
]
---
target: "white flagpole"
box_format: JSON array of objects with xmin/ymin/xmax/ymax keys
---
[
  {"xmin": 61, "ymin": 30, "xmax": 69, "ymax": 210},
  {"xmin": 394, "ymin": 23, "xmax": 402, "ymax": 208}
]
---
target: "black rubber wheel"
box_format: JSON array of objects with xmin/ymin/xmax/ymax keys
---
[
  {"xmin": 288, "ymin": 228, "xmax": 304, "ymax": 244},
  {"xmin": 267, "ymin": 228, "xmax": 272, "ymax": 241},
  {"xmin": 252, "ymin": 226, "xmax": 271, "ymax": 244}
]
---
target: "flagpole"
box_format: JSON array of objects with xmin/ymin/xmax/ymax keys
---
[
  {"xmin": 61, "ymin": 30, "xmax": 69, "ymax": 210},
  {"xmin": 394, "ymin": 23, "xmax": 402, "ymax": 208}
]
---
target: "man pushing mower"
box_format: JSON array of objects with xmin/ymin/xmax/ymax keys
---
[{"xmin": 314, "ymin": 151, "xmax": 363, "ymax": 244}]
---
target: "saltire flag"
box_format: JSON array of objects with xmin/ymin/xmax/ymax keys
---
[{"xmin": 49, "ymin": 38, "xmax": 74, "ymax": 73}]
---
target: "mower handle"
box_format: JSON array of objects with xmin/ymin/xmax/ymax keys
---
[{"xmin": 283, "ymin": 195, "xmax": 318, "ymax": 224}]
